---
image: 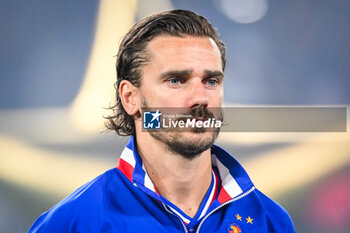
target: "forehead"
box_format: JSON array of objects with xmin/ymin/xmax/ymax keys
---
[{"xmin": 144, "ymin": 35, "xmax": 222, "ymax": 72}]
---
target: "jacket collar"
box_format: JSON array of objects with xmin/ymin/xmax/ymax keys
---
[{"xmin": 117, "ymin": 135, "xmax": 254, "ymax": 204}]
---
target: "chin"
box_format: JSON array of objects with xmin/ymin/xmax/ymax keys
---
[
  {"xmin": 149, "ymin": 129, "xmax": 220, "ymax": 159},
  {"xmin": 184, "ymin": 130, "xmax": 216, "ymax": 141}
]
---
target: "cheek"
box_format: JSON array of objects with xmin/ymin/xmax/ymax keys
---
[
  {"xmin": 140, "ymin": 88, "xmax": 177, "ymax": 107},
  {"xmin": 209, "ymin": 90, "xmax": 223, "ymax": 106},
  {"xmin": 160, "ymin": 94, "xmax": 186, "ymax": 107}
]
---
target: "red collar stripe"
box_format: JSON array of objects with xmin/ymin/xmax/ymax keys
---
[
  {"xmin": 209, "ymin": 169, "xmax": 220, "ymax": 206},
  {"xmin": 117, "ymin": 147, "xmax": 135, "ymax": 182},
  {"xmin": 216, "ymin": 157, "xmax": 243, "ymax": 203}
]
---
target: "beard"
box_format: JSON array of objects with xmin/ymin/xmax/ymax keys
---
[{"xmin": 142, "ymin": 99, "xmax": 222, "ymax": 160}]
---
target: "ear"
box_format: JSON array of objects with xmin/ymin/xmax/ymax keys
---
[{"xmin": 119, "ymin": 80, "xmax": 140, "ymax": 116}]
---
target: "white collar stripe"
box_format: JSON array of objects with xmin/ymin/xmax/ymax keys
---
[
  {"xmin": 198, "ymin": 171, "xmax": 217, "ymax": 219},
  {"xmin": 142, "ymin": 163, "xmax": 156, "ymax": 192},
  {"xmin": 120, "ymin": 147, "xmax": 136, "ymax": 167},
  {"xmin": 168, "ymin": 206, "xmax": 191, "ymax": 224},
  {"xmin": 216, "ymin": 157, "xmax": 243, "ymax": 198}
]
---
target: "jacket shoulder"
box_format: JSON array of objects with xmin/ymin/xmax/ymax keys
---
[
  {"xmin": 253, "ymin": 188, "xmax": 296, "ymax": 233},
  {"xmin": 28, "ymin": 168, "xmax": 121, "ymax": 233}
]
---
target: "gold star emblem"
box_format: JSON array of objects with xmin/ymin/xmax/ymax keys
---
[
  {"xmin": 246, "ymin": 216, "xmax": 254, "ymax": 224},
  {"xmin": 235, "ymin": 214, "xmax": 242, "ymax": 221}
]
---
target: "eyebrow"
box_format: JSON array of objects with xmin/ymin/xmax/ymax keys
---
[
  {"xmin": 160, "ymin": 69, "xmax": 224, "ymax": 79},
  {"xmin": 204, "ymin": 70, "xmax": 224, "ymax": 79},
  {"xmin": 160, "ymin": 69, "xmax": 193, "ymax": 79}
]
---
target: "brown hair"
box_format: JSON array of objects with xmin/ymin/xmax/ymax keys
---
[{"xmin": 105, "ymin": 9, "xmax": 226, "ymax": 136}]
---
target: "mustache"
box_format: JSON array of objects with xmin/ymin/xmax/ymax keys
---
[{"xmin": 176, "ymin": 107, "xmax": 223, "ymax": 122}]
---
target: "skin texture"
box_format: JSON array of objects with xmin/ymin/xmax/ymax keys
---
[{"xmin": 119, "ymin": 36, "xmax": 223, "ymax": 217}]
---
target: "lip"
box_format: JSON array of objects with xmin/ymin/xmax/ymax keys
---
[{"xmin": 194, "ymin": 117, "xmax": 207, "ymax": 122}]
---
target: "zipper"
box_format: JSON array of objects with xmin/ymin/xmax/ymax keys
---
[
  {"xmin": 162, "ymin": 203, "xmax": 189, "ymax": 233},
  {"xmin": 195, "ymin": 186, "xmax": 256, "ymax": 233}
]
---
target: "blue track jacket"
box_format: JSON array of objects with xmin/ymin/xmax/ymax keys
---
[{"xmin": 29, "ymin": 136, "xmax": 295, "ymax": 233}]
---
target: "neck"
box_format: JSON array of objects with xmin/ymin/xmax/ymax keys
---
[{"xmin": 135, "ymin": 133, "xmax": 212, "ymax": 218}]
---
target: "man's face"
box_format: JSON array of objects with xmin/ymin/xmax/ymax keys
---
[{"xmin": 137, "ymin": 35, "xmax": 224, "ymax": 158}]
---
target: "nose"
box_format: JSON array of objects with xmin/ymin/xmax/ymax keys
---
[{"xmin": 186, "ymin": 79, "xmax": 209, "ymax": 109}]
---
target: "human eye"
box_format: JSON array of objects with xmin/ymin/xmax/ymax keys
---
[
  {"xmin": 167, "ymin": 78, "xmax": 182, "ymax": 86},
  {"xmin": 205, "ymin": 78, "xmax": 219, "ymax": 87}
]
